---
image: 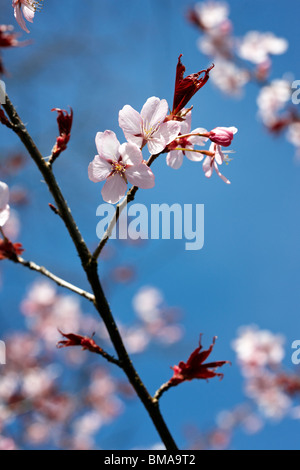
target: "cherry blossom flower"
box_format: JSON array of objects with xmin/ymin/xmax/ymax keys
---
[
  {"xmin": 0, "ymin": 182, "xmax": 10, "ymax": 227},
  {"xmin": 202, "ymin": 142, "xmax": 231, "ymax": 184},
  {"xmin": 207, "ymin": 126, "xmax": 238, "ymax": 147},
  {"xmin": 51, "ymin": 108, "xmax": 73, "ymax": 160},
  {"xmin": 171, "ymin": 55, "xmax": 214, "ymax": 116},
  {"xmin": 12, "ymin": 0, "xmax": 43, "ymax": 34},
  {"xmin": 168, "ymin": 336, "xmax": 230, "ymax": 386},
  {"xmin": 119, "ymin": 97, "xmax": 180, "ymax": 154},
  {"xmin": 210, "ymin": 60, "xmax": 249, "ymax": 96},
  {"xmin": 88, "ymin": 130, "xmax": 155, "ymax": 204},
  {"xmin": 166, "ymin": 111, "xmax": 208, "ymax": 169},
  {"xmin": 237, "ymin": 31, "xmax": 288, "ymax": 64}
]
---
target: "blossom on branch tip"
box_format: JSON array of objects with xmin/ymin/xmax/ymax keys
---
[
  {"xmin": 171, "ymin": 54, "xmax": 214, "ymax": 116},
  {"xmin": 168, "ymin": 335, "xmax": 230, "ymax": 386},
  {"xmin": 188, "ymin": 1, "xmax": 230, "ymax": 31},
  {"xmin": 12, "ymin": 0, "xmax": 43, "ymax": 34},
  {"xmin": 203, "ymin": 142, "xmax": 232, "ymax": 184},
  {"xmin": 119, "ymin": 96, "xmax": 180, "ymax": 154},
  {"xmin": 51, "ymin": 107, "xmax": 73, "ymax": 160},
  {"xmin": 57, "ymin": 331, "xmax": 104, "ymax": 355},
  {"xmin": 88, "ymin": 130, "xmax": 155, "ymax": 204}
]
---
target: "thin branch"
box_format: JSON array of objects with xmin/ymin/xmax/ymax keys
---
[
  {"xmin": 92, "ymin": 152, "xmax": 161, "ymax": 261},
  {"xmin": 15, "ymin": 257, "xmax": 95, "ymax": 302}
]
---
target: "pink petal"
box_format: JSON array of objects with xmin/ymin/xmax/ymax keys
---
[
  {"xmin": 22, "ymin": 5, "xmax": 35, "ymax": 23},
  {"xmin": 0, "ymin": 182, "xmax": 9, "ymax": 210},
  {"xmin": 119, "ymin": 105, "xmax": 143, "ymax": 147},
  {"xmin": 120, "ymin": 142, "xmax": 143, "ymax": 166},
  {"xmin": 0, "ymin": 205, "xmax": 10, "ymax": 227},
  {"xmin": 166, "ymin": 150, "xmax": 184, "ymax": 169},
  {"xmin": 214, "ymin": 145, "xmax": 225, "ymax": 165},
  {"xmin": 203, "ymin": 156, "xmax": 213, "ymax": 178},
  {"xmin": 228, "ymin": 126, "xmax": 238, "ymax": 135},
  {"xmin": 14, "ymin": 5, "xmax": 30, "ymax": 33},
  {"xmin": 95, "ymin": 131, "xmax": 120, "ymax": 161},
  {"xmin": 185, "ymin": 150, "xmax": 204, "ymax": 162},
  {"xmin": 88, "ymin": 155, "xmax": 112, "ymax": 183},
  {"xmin": 126, "ymin": 163, "xmax": 155, "ymax": 189},
  {"xmin": 101, "ymin": 174, "xmax": 127, "ymax": 204},
  {"xmin": 141, "ymin": 97, "xmax": 168, "ymax": 130},
  {"xmin": 180, "ymin": 111, "xmax": 192, "ymax": 135},
  {"xmin": 148, "ymin": 121, "xmax": 180, "ymax": 155}
]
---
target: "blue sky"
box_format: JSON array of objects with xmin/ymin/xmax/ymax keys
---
[{"xmin": 1, "ymin": 0, "xmax": 300, "ymax": 450}]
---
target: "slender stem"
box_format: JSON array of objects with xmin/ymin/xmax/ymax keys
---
[
  {"xmin": 2, "ymin": 95, "xmax": 178, "ymax": 450},
  {"xmin": 15, "ymin": 257, "xmax": 95, "ymax": 302},
  {"xmin": 92, "ymin": 152, "xmax": 161, "ymax": 260},
  {"xmin": 154, "ymin": 382, "xmax": 174, "ymax": 402}
]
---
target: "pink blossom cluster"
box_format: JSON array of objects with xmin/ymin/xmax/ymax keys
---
[
  {"xmin": 232, "ymin": 326, "xmax": 300, "ymax": 421},
  {"xmin": 188, "ymin": 1, "xmax": 300, "ymax": 158}
]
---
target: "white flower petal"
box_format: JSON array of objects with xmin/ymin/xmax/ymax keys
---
[
  {"xmin": 95, "ymin": 131, "xmax": 120, "ymax": 161},
  {"xmin": 119, "ymin": 105, "xmax": 143, "ymax": 145},
  {"xmin": 120, "ymin": 142, "xmax": 143, "ymax": 166},
  {"xmin": 166, "ymin": 150, "xmax": 184, "ymax": 169},
  {"xmin": 141, "ymin": 97, "xmax": 168, "ymax": 129},
  {"xmin": 126, "ymin": 163, "xmax": 155, "ymax": 189},
  {"xmin": 22, "ymin": 5, "xmax": 35, "ymax": 23},
  {"xmin": 88, "ymin": 155, "xmax": 112, "ymax": 183},
  {"xmin": 0, "ymin": 205, "xmax": 10, "ymax": 227},
  {"xmin": 0, "ymin": 182, "xmax": 9, "ymax": 210},
  {"xmin": 147, "ymin": 121, "xmax": 180, "ymax": 155},
  {"xmin": 203, "ymin": 156, "xmax": 213, "ymax": 178}
]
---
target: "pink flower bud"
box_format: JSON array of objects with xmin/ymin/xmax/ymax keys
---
[{"xmin": 208, "ymin": 126, "xmax": 238, "ymax": 147}]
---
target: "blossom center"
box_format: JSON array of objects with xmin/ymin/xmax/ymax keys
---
[{"xmin": 112, "ymin": 161, "xmax": 125, "ymax": 174}]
